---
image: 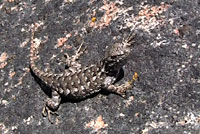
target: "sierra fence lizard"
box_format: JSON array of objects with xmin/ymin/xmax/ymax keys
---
[{"xmin": 30, "ymin": 24, "xmax": 137, "ymax": 123}]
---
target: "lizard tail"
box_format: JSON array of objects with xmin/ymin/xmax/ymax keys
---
[
  {"xmin": 29, "ymin": 26, "xmax": 49, "ymax": 81},
  {"xmin": 30, "ymin": 25, "xmax": 63, "ymax": 92},
  {"xmin": 30, "ymin": 24, "xmax": 64, "ymax": 94}
]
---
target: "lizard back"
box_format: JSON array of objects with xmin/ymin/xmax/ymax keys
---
[{"xmin": 30, "ymin": 29, "xmax": 108, "ymax": 99}]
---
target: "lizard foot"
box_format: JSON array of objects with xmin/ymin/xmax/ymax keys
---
[
  {"xmin": 119, "ymin": 72, "xmax": 139, "ymax": 98},
  {"xmin": 107, "ymin": 73, "xmax": 139, "ymax": 98},
  {"xmin": 42, "ymin": 106, "xmax": 59, "ymax": 124},
  {"xmin": 116, "ymin": 81, "xmax": 133, "ymax": 98}
]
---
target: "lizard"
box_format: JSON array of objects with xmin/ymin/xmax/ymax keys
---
[{"xmin": 30, "ymin": 25, "xmax": 137, "ymax": 123}]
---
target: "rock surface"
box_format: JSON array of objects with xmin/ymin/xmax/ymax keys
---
[{"xmin": 0, "ymin": 0, "xmax": 200, "ymax": 134}]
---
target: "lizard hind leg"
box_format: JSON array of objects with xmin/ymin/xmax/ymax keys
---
[
  {"xmin": 42, "ymin": 90, "xmax": 61, "ymax": 123},
  {"xmin": 63, "ymin": 42, "xmax": 87, "ymax": 68}
]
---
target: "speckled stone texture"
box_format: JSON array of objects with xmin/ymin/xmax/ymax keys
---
[{"xmin": 0, "ymin": 0, "xmax": 200, "ymax": 134}]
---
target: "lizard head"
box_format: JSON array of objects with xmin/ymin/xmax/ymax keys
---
[{"xmin": 102, "ymin": 33, "xmax": 135, "ymax": 76}]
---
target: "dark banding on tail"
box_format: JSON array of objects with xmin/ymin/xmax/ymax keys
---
[
  {"xmin": 30, "ymin": 24, "xmax": 64, "ymax": 92},
  {"xmin": 30, "ymin": 26, "xmax": 46, "ymax": 79},
  {"xmin": 30, "ymin": 25, "xmax": 53, "ymax": 86}
]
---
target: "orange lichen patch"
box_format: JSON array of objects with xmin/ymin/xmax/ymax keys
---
[
  {"xmin": 57, "ymin": 37, "xmax": 68, "ymax": 48},
  {"xmin": 128, "ymin": 72, "xmax": 138, "ymax": 85},
  {"xmin": 125, "ymin": 3, "xmax": 170, "ymax": 33},
  {"xmin": 0, "ymin": 52, "xmax": 8, "ymax": 69},
  {"xmin": 139, "ymin": 3, "xmax": 169, "ymax": 19},
  {"xmin": 85, "ymin": 115, "xmax": 108, "ymax": 131},
  {"xmin": 90, "ymin": 1, "xmax": 119, "ymax": 29},
  {"xmin": 132, "ymin": 72, "xmax": 138, "ymax": 81},
  {"xmin": 91, "ymin": 17, "xmax": 97, "ymax": 22},
  {"xmin": 9, "ymin": 71, "xmax": 16, "ymax": 78},
  {"xmin": 56, "ymin": 33, "xmax": 72, "ymax": 48},
  {"xmin": 99, "ymin": 1, "xmax": 119, "ymax": 28}
]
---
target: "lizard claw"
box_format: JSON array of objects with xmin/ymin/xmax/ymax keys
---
[
  {"xmin": 42, "ymin": 106, "xmax": 59, "ymax": 124},
  {"xmin": 119, "ymin": 91, "xmax": 128, "ymax": 99}
]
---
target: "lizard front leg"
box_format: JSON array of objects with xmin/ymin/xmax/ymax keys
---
[
  {"xmin": 106, "ymin": 73, "xmax": 138, "ymax": 98},
  {"xmin": 106, "ymin": 81, "xmax": 133, "ymax": 98},
  {"xmin": 42, "ymin": 90, "xmax": 61, "ymax": 123}
]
